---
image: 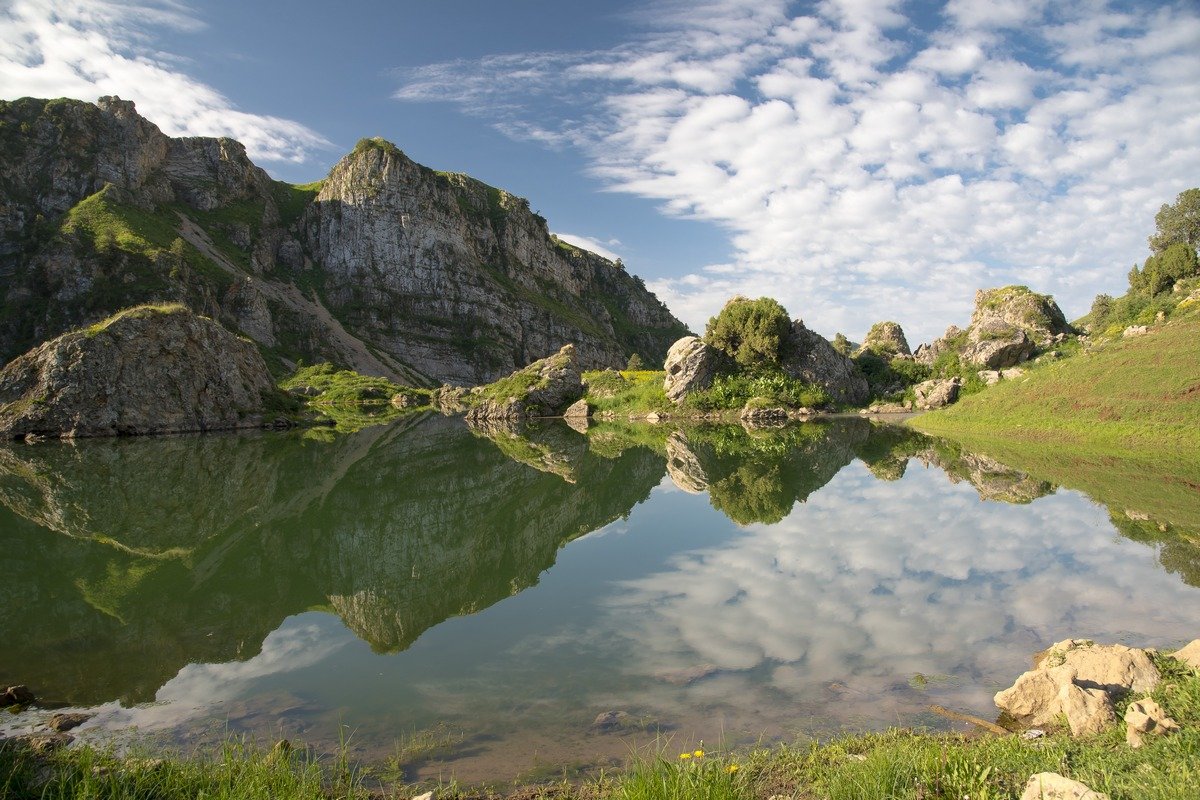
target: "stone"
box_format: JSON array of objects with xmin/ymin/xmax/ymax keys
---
[
  {"xmin": 781, "ymin": 320, "xmax": 869, "ymax": 406},
  {"xmin": 1001, "ymin": 367, "xmax": 1025, "ymax": 380},
  {"xmin": 968, "ymin": 286, "xmax": 1074, "ymax": 347},
  {"xmin": 465, "ymin": 344, "xmax": 583, "ymax": 421},
  {"xmin": 1123, "ymin": 325, "xmax": 1148, "ymax": 337},
  {"xmin": 23, "ymin": 733, "xmax": 74, "ymax": 755},
  {"xmin": 914, "ymin": 325, "xmax": 964, "ymax": 366},
  {"xmin": 411, "ymin": 792, "xmax": 434, "ymax": 800},
  {"xmin": 1, "ymin": 685, "xmax": 34, "ymax": 706},
  {"xmin": 1019, "ymin": 772, "xmax": 1108, "ymax": 800},
  {"xmin": 48, "ymin": 713, "xmax": 92, "ymax": 733},
  {"xmin": 995, "ymin": 639, "xmax": 1159, "ymax": 730},
  {"xmin": 913, "ymin": 377, "xmax": 961, "ymax": 410},
  {"xmin": 563, "ymin": 398, "xmax": 590, "ymax": 420},
  {"xmin": 591, "ymin": 710, "xmax": 631, "ymax": 730},
  {"xmin": 657, "ymin": 664, "xmax": 719, "ymax": 685},
  {"xmin": 740, "ymin": 403, "xmax": 789, "ymax": 427},
  {"xmin": 961, "ymin": 321, "xmax": 1035, "ymax": 369},
  {"xmin": 867, "ymin": 401, "xmax": 912, "ymax": 413},
  {"xmin": 663, "ymin": 336, "xmax": 722, "ymax": 403},
  {"xmin": 390, "ymin": 392, "xmax": 420, "ymax": 409},
  {"xmin": 1125, "ymin": 699, "xmax": 1180, "ymax": 748},
  {"xmin": 665, "ymin": 431, "xmax": 709, "ymax": 493},
  {"xmin": 0, "ymin": 305, "xmax": 274, "ymax": 439},
  {"xmin": 978, "ymin": 370, "xmax": 1002, "ymax": 385},
  {"xmin": 857, "ymin": 321, "xmax": 911, "ymax": 357},
  {"xmin": 1058, "ymin": 684, "xmax": 1116, "ymax": 736},
  {"xmin": 1171, "ymin": 639, "xmax": 1200, "ymax": 670}
]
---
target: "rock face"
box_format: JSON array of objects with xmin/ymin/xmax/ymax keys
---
[
  {"xmin": 913, "ymin": 377, "xmax": 961, "ymax": 410},
  {"xmin": 782, "ymin": 320, "xmax": 869, "ymax": 406},
  {"xmin": 915, "ymin": 287, "xmax": 1074, "ymax": 370},
  {"xmin": 464, "ymin": 344, "xmax": 583, "ymax": 421},
  {"xmin": 663, "ymin": 336, "xmax": 723, "ymax": 403},
  {"xmin": 857, "ymin": 321, "xmax": 911, "ymax": 357},
  {"xmin": 0, "ymin": 305, "xmax": 273, "ymax": 439},
  {"xmin": 994, "ymin": 639, "xmax": 1159, "ymax": 732},
  {"xmin": 0, "ymin": 97, "xmax": 688, "ymax": 384}
]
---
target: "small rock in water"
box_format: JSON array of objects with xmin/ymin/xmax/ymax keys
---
[
  {"xmin": 1, "ymin": 685, "xmax": 35, "ymax": 706},
  {"xmin": 22, "ymin": 733, "xmax": 73, "ymax": 754},
  {"xmin": 656, "ymin": 664, "xmax": 719, "ymax": 685},
  {"xmin": 591, "ymin": 710, "xmax": 631, "ymax": 731},
  {"xmin": 48, "ymin": 713, "xmax": 92, "ymax": 732}
]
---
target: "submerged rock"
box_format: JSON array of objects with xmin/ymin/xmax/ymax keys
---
[{"xmin": 0, "ymin": 305, "xmax": 273, "ymax": 439}]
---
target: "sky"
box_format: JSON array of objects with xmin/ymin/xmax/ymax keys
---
[{"xmin": 2, "ymin": 0, "xmax": 1199, "ymax": 344}]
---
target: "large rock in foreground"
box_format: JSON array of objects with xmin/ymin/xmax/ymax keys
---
[
  {"xmin": 663, "ymin": 336, "xmax": 723, "ymax": 403},
  {"xmin": 0, "ymin": 305, "xmax": 274, "ymax": 439},
  {"xmin": 783, "ymin": 321, "xmax": 869, "ymax": 406},
  {"xmin": 464, "ymin": 344, "xmax": 583, "ymax": 421},
  {"xmin": 994, "ymin": 639, "xmax": 1159, "ymax": 734}
]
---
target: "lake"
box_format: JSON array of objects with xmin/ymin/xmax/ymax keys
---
[{"xmin": 2, "ymin": 415, "xmax": 1198, "ymax": 785}]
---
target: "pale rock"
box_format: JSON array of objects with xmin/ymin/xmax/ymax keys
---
[
  {"xmin": 563, "ymin": 397, "xmax": 590, "ymax": 420},
  {"xmin": 1001, "ymin": 367, "xmax": 1025, "ymax": 379},
  {"xmin": 1171, "ymin": 639, "xmax": 1200, "ymax": 670},
  {"xmin": 1058, "ymin": 683, "xmax": 1116, "ymax": 736},
  {"xmin": 1019, "ymin": 772, "xmax": 1108, "ymax": 800},
  {"xmin": 1125, "ymin": 699, "xmax": 1180, "ymax": 748},
  {"xmin": 465, "ymin": 345, "xmax": 583, "ymax": 421},
  {"xmin": 856, "ymin": 321, "xmax": 911, "ymax": 357},
  {"xmin": 663, "ymin": 336, "xmax": 722, "ymax": 403},
  {"xmin": 978, "ymin": 370, "xmax": 1002, "ymax": 385},
  {"xmin": 740, "ymin": 404, "xmax": 789, "ymax": 427},
  {"xmin": 782, "ymin": 320, "xmax": 868, "ymax": 406},
  {"xmin": 1123, "ymin": 325, "xmax": 1148, "ymax": 338},
  {"xmin": 913, "ymin": 377, "xmax": 961, "ymax": 410},
  {"xmin": 665, "ymin": 431, "xmax": 709, "ymax": 494},
  {"xmin": 961, "ymin": 321, "xmax": 1034, "ymax": 369}
]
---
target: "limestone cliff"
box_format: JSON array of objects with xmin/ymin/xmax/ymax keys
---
[{"xmin": 0, "ymin": 97, "xmax": 688, "ymax": 384}]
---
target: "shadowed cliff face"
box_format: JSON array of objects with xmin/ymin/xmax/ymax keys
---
[{"xmin": 0, "ymin": 416, "xmax": 665, "ymax": 705}]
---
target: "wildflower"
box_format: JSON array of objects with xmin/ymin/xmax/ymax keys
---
[
  {"xmin": 679, "ymin": 753, "xmax": 692, "ymax": 760},
  {"xmin": 726, "ymin": 764, "xmax": 739, "ymax": 773},
  {"xmin": 694, "ymin": 749, "xmax": 705, "ymax": 758}
]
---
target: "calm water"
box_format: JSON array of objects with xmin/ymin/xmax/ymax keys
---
[{"xmin": 2, "ymin": 415, "xmax": 1199, "ymax": 784}]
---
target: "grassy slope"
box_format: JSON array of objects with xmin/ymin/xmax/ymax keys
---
[{"xmin": 910, "ymin": 312, "xmax": 1200, "ymax": 455}]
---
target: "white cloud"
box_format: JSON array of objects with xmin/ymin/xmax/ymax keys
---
[
  {"xmin": 0, "ymin": 0, "xmax": 331, "ymax": 164},
  {"xmin": 393, "ymin": 0, "xmax": 1200, "ymax": 344}
]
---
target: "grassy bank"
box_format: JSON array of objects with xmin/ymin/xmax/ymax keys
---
[
  {"xmin": 4, "ymin": 652, "xmax": 1197, "ymax": 799},
  {"xmin": 910, "ymin": 313, "xmax": 1200, "ymax": 453}
]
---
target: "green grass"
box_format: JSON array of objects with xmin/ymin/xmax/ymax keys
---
[
  {"xmin": 911, "ymin": 312, "xmax": 1200, "ymax": 453},
  {"xmin": 583, "ymin": 370, "xmax": 673, "ymax": 415},
  {"xmin": 278, "ymin": 363, "xmax": 431, "ymax": 432},
  {"xmin": 82, "ymin": 302, "xmax": 190, "ymax": 337},
  {"xmin": 273, "ymin": 180, "xmax": 323, "ymax": 228},
  {"xmin": 684, "ymin": 370, "xmax": 830, "ymax": 412}
]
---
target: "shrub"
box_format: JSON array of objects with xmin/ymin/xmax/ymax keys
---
[
  {"xmin": 685, "ymin": 370, "xmax": 829, "ymax": 411},
  {"xmin": 704, "ymin": 297, "xmax": 793, "ymax": 368}
]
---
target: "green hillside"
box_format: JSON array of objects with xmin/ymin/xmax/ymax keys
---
[{"xmin": 909, "ymin": 306, "xmax": 1200, "ymax": 455}]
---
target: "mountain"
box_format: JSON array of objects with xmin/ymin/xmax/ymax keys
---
[{"xmin": 0, "ymin": 96, "xmax": 689, "ymax": 385}]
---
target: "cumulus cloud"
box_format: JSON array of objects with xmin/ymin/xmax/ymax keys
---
[
  {"xmin": 394, "ymin": 0, "xmax": 1200, "ymax": 343},
  {"xmin": 553, "ymin": 232, "xmax": 623, "ymax": 262},
  {"xmin": 0, "ymin": 0, "xmax": 331, "ymax": 164}
]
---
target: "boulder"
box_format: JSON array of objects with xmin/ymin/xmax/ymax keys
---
[
  {"xmin": 1172, "ymin": 639, "xmax": 1200, "ymax": 670},
  {"xmin": 781, "ymin": 320, "xmax": 869, "ymax": 406},
  {"xmin": 913, "ymin": 377, "xmax": 961, "ymax": 410},
  {"xmin": 663, "ymin": 336, "xmax": 722, "ymax": 403},
  {"xmin": 48, "ymin": 713, "xmax": 92, "ymax": 733},
  {"xmin": 563, "ymin": 397, "xmax": 590, "ymax": 420},
  {"xmin": 740, "ymin": 403, "xmax": 789, "ymax": 428},
  {"xmin": 1125, "ymin": 699, "xmax": 1180, "ymax": 748},
  {"xmin": 1123, "ymin": 325, "xmax": 1148, "ymax": 338},
  {"xmin": 665, "ymin": 431, "xmax": 709, "ymax": 494},
  {"xmin": 465, "ymin": 344, "xmax": 583, "ymax": 421},
  {"xmin": 960, "ymin": 321, "xmax": 1035, "ymax": 369},
  {"xmin": 1, "ymin": 685, "xmax": 35, "ymax": 706},
  {"xmin": 995, "ymin": 639, "xmax": 1159, "ymax": 730},
  {"xmin": 1019, "ymin": 773, "xmax": 1108, "ymax": 800},
  {"xmin": 0, "ymin": 305, "xmax": 274, "ymax": 439},
  {"xmin": 978, "ymin": 370, "xmax": 1002, "ymax": 386},
  {"xmin": 1058, "ymin": 683, "xmax": 1117, "ymax": 737},
  {"xmin": 857, "ymin": 321, "xmax": 912, "ymax": 357},
  {"xmin": 914, "ymin": 325, "xmax": 964, "ymax": 366}
]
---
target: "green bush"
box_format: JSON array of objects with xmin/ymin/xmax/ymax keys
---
[
  {"xmin": 704, "ymin": 297, "xmax": 793, "ymax": 368},
  {"xmin": 685, "ymin": 370, "xmax": 829, "ymax": 411}
]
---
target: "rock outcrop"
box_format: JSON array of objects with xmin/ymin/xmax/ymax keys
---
[
  {"xmin": 994, "ymin": 639, "xmax": 1159, "ymax": 733},
  {"xmin": 0, "ymin": 97, "xmax": 688, "ymax": 385},
  {"xmin": 663, "ymin": 336, "xmax": 723, "ymax": 403},
  {"xmin": 857, "ymin": 321, "xmax": 911, "ymax": 357},
  {"xmin": 913, "ymin": 377, "xmax": 961, "ymax": 410},
  {"xmin": 0, "ymin": 304, "xmax": 273, "ymax": 439},
  {"xmin": 915, "ymin": 287, "xmax": 1074, "ymax": 370},
  {"xmin": 464, "ymin": 344, "xmax": 583, "ymax": 421},
  {"xmin": 782, "ymin": 320, "xmax": 869, "ymax": 406},
  {"xmin": 1124, "ymin": 698, "xmax": 1179, "ymax": 748}
]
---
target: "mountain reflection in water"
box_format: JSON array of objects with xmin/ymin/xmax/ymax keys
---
[{"xmin": 1, "ymin": 414, "xmax": 1197, "ymax": 781}]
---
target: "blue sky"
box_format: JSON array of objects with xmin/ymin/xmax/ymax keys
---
[{"xmin": 2, "ymin": 0, "xmax": 1198, "ymax": 344}]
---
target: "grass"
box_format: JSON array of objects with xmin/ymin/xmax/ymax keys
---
[
  {"xmin": 278, "ymin": 363, "xmax": 432, "ymax": 431},
  {"xmin": 82, "ymin": 302, "xmax": 190, "ymax": 336},
  {"xmin": 910, "ymin": 311, "xmax": 1200, "ymax": 453},
  {"xmin": 583, "ymin": 370, "xmax": 673, "ymax": 415}
]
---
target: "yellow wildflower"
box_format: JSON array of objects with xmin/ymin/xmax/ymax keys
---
[
  {"xmin": 727, "ymin": 764, "xmax": 739, "ymax": 773},
  {"xmin": 694, "ymin": 749, "xmax": 705, "ymax": 758},
  {"xmin": 679, "ymin": 753, "xmax": 691, "ymax": 760}
]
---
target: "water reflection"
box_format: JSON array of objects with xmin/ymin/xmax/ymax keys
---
[{"xmin": 1, "ymin": 414, "xmax": 1198, "ymax": 780}]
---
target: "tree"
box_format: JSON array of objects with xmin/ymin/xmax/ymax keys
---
[
  {"xmin": 1144, "ymin": 241, "xmax": 1200, "ymax": 295},
  {"xmin": 704, "ymin": 296, "xmax": 792, "ymax": 368},
  {"xmin": 625, "ymin": 353, "xmax": 644, "ymax": 371},
  {"xmin": 1089, "ymin": 294, "xmax": 1113, "ymax": 329},
  {"xmin": 831, "ymin": 332, "xmax": 852, "ymax": 356},
  {"xmin": 1149, "ymin": 188, "xmax": 1200, "ymax": 255}
]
